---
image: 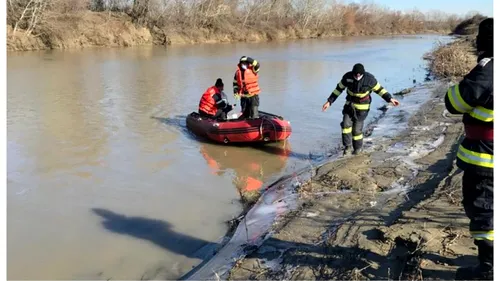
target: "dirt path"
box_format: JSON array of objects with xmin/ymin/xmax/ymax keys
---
[{"xmin": 227, "ymin": 83, "xmax": 476, "ymax": 280}]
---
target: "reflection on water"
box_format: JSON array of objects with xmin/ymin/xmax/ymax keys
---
[
  {"xmin": 7, "ymin": 35, "xmax": 449, "ymax": 279},
  {"xmin": 199, "ymin": 141, "xmax": 291, "ymax": 197}
]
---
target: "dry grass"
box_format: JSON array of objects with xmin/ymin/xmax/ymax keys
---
[
  {"xmin": 424, "ymin": 39, "xmax": 477, "ymax": 80},
  {"xmin": 422, "ymin": 13, "xmax": 486, "ymax": 80},
  {"xmin": 7, "ymin": 0, "xmax": 468, "ymax": 51}
]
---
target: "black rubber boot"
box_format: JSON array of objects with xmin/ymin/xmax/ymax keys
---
[
  {"xmin": 456, "ymin": 240, "xmax": 493, "ymax": 280},
  {"xmin": 343, "ymin": 147, "xmax": 352, "ymax": 156},
  {"xmin": 455, "ymin": 263, "xmax": 493, "ymax": 280}
]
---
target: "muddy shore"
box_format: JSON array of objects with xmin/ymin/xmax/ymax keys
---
[{"xmin": 219, "ymin": 81, "xmax": 476, "ymax": 280}]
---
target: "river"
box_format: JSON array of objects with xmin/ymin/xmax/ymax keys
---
[{"xmin": 7, "ymin": 34, "xmax": 449, "ymax": 280}]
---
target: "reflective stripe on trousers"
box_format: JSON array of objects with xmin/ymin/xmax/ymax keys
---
[{"xmin": 471, "ymin": 230, "xmax": 494, "ymax": 241}]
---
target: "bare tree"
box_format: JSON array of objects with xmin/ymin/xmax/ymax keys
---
[
  {"xmin": 292, "ymin": 0, "xmax": 326, "ymax": 30},
  {"xmin": 11, "ymin": 0, "xmax": 50, "ymax": 37}
]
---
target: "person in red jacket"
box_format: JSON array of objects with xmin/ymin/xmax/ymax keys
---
[{"xmin": 198, "ymin": 78, "xmax": 234, "ymax": 120}]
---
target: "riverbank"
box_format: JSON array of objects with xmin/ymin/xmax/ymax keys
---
[
  {"xmin": 423, "ymin": 14, "xmax": 481, "ymax": 80},
  {"xmin": 7, "ymin": 0, "xmax": 461, "ymax": 52},
  {"xmin": 226, "ymin": 83, "xmax": 472, "ymax": 280},
  {"xmin": 424, "ymin": 37, "xmax": 477, "ymax": 80},
  {"xmin": 6, "ymin": 11, "xmax": 451, "ymax": 52},
  {"xmin": 196, "ymin": 35, "xmax": 480, "ymax": 279}
]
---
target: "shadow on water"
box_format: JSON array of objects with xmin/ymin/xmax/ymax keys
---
[
  {"xmin": 254, "ymin": 142, "xmax": 327, "ymax": 162},
  {"xmin": 91, "ymin": 207, "xmax": 475, "ymax": 280},
  {"xmin": 151, "ymin": 115, "xmax": 325, "ymax": 161},
  {"xmin": 151, "ymin": 115, "xmax": 195, "ymax": 140},
  {"xmin": 92, "ymin": 208, "xmax": 218, "ymax": 260}
]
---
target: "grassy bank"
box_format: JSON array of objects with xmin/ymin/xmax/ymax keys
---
[
  {"xmin": 424, "ymin": 15, "xmax": 485, "ymax": 80},
  {"xmin": 424, "ymin": 39, "xmax": 477, "ymax": 80},
  {"xmin": 8, "ymin": 0, "xmax": 464, "ymax": 51}
]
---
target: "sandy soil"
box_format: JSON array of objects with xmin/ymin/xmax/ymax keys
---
[
  {"xmin": 227, "ymin": 83, "xmax": 477, "ymax": 280},
  {"xmin": 7, "ymin": 12, "xmax": 153, "ymax": 51}
]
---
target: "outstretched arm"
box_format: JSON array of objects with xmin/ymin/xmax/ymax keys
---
[
  {"xmin": 327, "ymin": 76, "xmax": 348, "ymax": 104},
  {"xmin": 371, "ymin": 78, "xmax": 399, "ymax": 106},
  {"xmin": 323, "ymin": 76, "xmax": 347, "ymax": 111}
]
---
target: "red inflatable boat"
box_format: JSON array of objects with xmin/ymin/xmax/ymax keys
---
[{"xmin": 186, "ymin": 111, "xmax": 292, "ymax": 144}]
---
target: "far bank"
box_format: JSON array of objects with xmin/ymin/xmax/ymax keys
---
[
  {"xmin": 8, "ymin": 0, "xmax": 461, "ymax": 52},
  {"xmin": 7, "ymin": 11, "xmax": 451, "ymax": 52}
]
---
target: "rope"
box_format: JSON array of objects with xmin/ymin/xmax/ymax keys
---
[{"xmin": 258, "ymin": 114, "xmax": 279, "ymax": 141}]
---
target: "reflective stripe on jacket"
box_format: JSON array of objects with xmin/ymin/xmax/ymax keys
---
[
  {"xmin": 327, "ymin": 72, "xmax": 392, "ymax": 111},
  {"xmin": 444, "ymin": 57, "xmax": 494, "ymax": 176}
]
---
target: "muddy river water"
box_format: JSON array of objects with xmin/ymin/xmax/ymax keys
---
[{"xmin": 7, "ymin": 34, "xmax": 449, "ymax": 279}]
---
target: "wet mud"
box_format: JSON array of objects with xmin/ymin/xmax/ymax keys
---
[{"xmin": 225, "ymin": 83, "xmax": 475, "ymax": 280}]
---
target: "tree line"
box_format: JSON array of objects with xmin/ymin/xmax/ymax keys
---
[{"xmin": 7, "ymin": 0, "xmax": 479, "ymax": 44}]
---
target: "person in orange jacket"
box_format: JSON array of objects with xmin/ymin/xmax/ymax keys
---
[
  {"xmin": 199, "ymin": 78, "xmax": 234, "ymax": 120},
  {"xmin": 233, "ymin": 56, "xmax": 261, "ymax": 119}
]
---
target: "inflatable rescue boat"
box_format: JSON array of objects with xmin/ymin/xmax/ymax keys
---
[{"xmin": 186, "ymin": 111, "xmax": 292, "ymax": 144}]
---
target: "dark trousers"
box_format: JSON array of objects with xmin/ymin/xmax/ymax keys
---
[
  {"xmin": 462, "ymin": 171, "xmax": 493, "ymax": 267},
  {"xmin": 241, "ymin": 95, "xmax": 260, "ymax": 119},
  {"xmin": 199, "ymin": 106, "xmax": 232, "ymax": 121},
  {"xmin": 341, "ymin": 104, "xmax": 368, "ymax": 150}
]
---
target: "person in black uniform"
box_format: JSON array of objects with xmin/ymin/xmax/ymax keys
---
[
  {"xmin": 444, "ymin": 18, "xmax": 494, "ymax": 280},
  {"xmin": 322, "ymin": 63, "xmax": 400, "ymax": 155}
]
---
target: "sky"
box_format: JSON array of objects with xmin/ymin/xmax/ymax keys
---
[{"xmin": 347, "ymin": 0, "xmax": 493, "ymax": 17}]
